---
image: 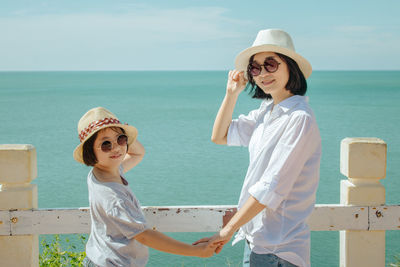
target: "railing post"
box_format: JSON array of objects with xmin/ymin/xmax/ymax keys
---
[
  {"xmin": 339, "ymin": 138, "xmax": 387, "ymax": 267},
  {"xmin": 0, "ymin": 144, "xmax": 38, "ymax": 267}
]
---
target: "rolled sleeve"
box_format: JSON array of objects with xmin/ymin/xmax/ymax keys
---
[
  {"xmin": 227, "ymin": 119, "xmax": 241, "ymax": 146},
  {"xmin": 227, "ymin": 105, "xmax": 265, "ymax": 147},
  {"xmin": 248, "ymin": 180, "xmax": 284, "ymax": 211},
  {"xmin": 227, "ymin": 118, "xmax": 248, "ymax": 146},
  {"xmin": 249, "ymin": 113, "xmax": 319, "ymax": 211},
  {"xmin": 107, "ymin": 200, "xmax": 147, "ymax": 239}
]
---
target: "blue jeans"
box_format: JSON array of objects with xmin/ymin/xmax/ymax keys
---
[
  {"xmin": 83, "ymin": 257, "xmax": 98, "ymax": 267},
  {"xmin": 243, "ymin": 241, "xmax": 298, "ymax": 267}
]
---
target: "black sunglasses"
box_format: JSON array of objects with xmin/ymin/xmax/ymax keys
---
[
  {"xmin": 100, "ymin": 134, "xmax": 128, "ymax": 153},
  {"xmin": 248, "ymin": 57, "xmax": 281, "ymax": 77}
]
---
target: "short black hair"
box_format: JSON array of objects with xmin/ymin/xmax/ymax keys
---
[
  {"xmin": 82, "ymin": 127, "xmax": 127, "ymax": 166},
  {"xmin": 246, "ymin": 53, "xmax": 307, "ymax": 99},
  {"xmin": 82, "ymin": 131, "xmax": 99, "ymax": 166}
]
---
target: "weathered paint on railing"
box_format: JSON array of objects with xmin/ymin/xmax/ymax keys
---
[
  {"xmin": 1, "ymin": 204, "xmax": 399, "ymax": 236},
  {"xmin": 369, "ymin": 205, "xmax": 400, "ymax": 230}
]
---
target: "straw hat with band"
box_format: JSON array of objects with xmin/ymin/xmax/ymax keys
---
[
  {"xmin": 73, "ymin": 107, "xmax": 138, "ymax": 164},
  {"xmin": 235, "ymin": 29, "xmax": 312, "ymax": 79}
]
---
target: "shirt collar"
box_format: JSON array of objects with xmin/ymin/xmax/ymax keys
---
[{"xmin": 275, "ymin": 95, "xmax": 308, "ymax": 113}]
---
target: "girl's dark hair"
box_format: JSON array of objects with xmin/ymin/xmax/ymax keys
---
[
  {"xmin": 246, "ymin": 53, "xmax": 307, "ymax": 99},
  {"xmin": 82, "ymin": 127, "xmax": 126, "ymax": 166},
  {"xmin": 83, "ymin": 132, "xmax": 98, "ymax": 166}
]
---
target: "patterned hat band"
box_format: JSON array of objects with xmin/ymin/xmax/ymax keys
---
[{"xmin": 79, "ymin": 117, "xmax": 121, "ymax": 142}]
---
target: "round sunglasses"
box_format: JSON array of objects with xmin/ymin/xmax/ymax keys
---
[
  {"xmin": 248, "ymin": 57, "xmax": 281, "ymax": 77},
  {"xmin": 98, "ymin": 134, "xmax": 128, "ymax": 153}
]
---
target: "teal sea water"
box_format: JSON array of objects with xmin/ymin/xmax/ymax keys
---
[{"xmin": 1, "ymin": 71, "xmax": 399, "ymax": 266}]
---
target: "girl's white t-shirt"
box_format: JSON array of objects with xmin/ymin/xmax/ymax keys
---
[{"xmin": 86, "ymin": 166, "xmax": 148, "ymax": 267}]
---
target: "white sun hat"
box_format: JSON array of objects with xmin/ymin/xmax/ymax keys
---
[{"xmin": 234, "ymin": 29, "xmax": 312, "ymax": 78}]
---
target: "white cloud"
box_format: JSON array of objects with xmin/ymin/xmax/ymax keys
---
[
  {"xmin": 0, "ymin": 6, "xmax": 251, "ymax": 70},
  {"xmin": 3, "ymin": 6, "xmax": 398, "ymax": 71},
  {"xmin": 298, "ymin": 26, "xmax": 400, "ymax": 70}
]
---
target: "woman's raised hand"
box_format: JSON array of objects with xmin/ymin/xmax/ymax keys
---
[{"xmin": 226, "ymin": 70, "xmax": 247, "ymax": 96}]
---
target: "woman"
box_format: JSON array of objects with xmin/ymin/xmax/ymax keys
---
[{"xmin": 195, "ymin": 29, "xmax": 321, "ymax": 267}]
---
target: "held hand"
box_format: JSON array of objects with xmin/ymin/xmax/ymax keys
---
[
  {"xmin": 226, "ymin": 70, "xmax": 247, "ymax": 96},
  {"xmin": 193, "ymin": 228, "xmax": 234, "ymax": 254},
  {"xmin": 210, "ymin": 228, "xmax": 234, "ymax": 254},
  {"xmin": 192, "ymin": 240, "xmax": 217, "ymax": 258},
  {"xmin": 192, "ymin": 236, "xmax": 211, "ymax": 245}
]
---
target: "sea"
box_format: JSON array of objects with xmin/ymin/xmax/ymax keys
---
[{"xmin": 0, "ymin": 71, "xmax": 399, "ymax": 266}]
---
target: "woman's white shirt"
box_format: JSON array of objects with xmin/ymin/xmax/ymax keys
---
[{"xmin": 227, "ymin": 95, "xmax": 321, "ymax": 267}]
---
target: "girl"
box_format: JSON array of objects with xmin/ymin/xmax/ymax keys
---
[
  {"xmin": 195, "ymin": 29, "xmax": 321, "ymax": 267},
  {"xmin": 73, "ymin": 107, "xmax": 215, "ymax": 267}
]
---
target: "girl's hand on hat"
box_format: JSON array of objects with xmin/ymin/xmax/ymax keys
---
[
  {"xmin": 226, "ymin": 70, "xmax": 247, "ymax": 96},
  {"xmin": 122, "ymin": 140, "xmax": 145, "ymax": 173}
]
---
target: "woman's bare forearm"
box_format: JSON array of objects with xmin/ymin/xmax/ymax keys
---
[
  {"xmin": 211, "ymin": 70, "xmax": 247, "ymax": 145},
  {"xmin": 222, "ymin": 196, "xmax": 266, "ymax": 236},
  {"xmin": 211, "ymin": 92, "xmax": 239, "ymax": 144}
]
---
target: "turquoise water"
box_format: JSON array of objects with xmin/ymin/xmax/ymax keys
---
[{"xmin": 1, "ymin": 71, "xmax": 399, "ymax": 266}]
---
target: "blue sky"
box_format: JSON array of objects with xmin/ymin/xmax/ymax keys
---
[{"xmin": 1, "ymin": 0, "xmax": 399, "ymax": 71}]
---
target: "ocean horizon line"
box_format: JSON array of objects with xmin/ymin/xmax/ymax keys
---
[{"xmin": 1, "ymin": 69, "xmax": 399, "ymax": 73}]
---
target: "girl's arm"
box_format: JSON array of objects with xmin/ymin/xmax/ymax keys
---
[
  {"xmin": 122, "ymin": 139, "xmax": 145, "ymax": 173},
  {"xmin": 134, "ymin": 229, "xmax": 215, "ymax": 258},
  {"xmin": 211, "ymin": 70, "xmax": 247, "ymax": 145},
  {"xmin": 193, "ymin": 196, "xmax": 265, "ymax": 253}
]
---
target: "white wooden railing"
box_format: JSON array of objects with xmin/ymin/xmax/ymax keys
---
[
  {"xmin": 1, "ymin": 138, "xmax": 399, "ymax": 267},
  {"xmin": 1, "ymin": 205, "xmax": 400, "ymax": 236}
]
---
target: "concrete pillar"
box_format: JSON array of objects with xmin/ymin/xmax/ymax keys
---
[
  {"xmin": 339, "ymin": 138, "xmax": 386, "ymax": 267},
  {"xmin": 0, "ymin": 144, "xmax": 38, "ymax": 267}
]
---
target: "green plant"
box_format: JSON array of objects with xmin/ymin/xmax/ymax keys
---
[
  {"xmin": 224, "ymin": 257, "xmax": 242, "ymax": 267},
  {"xmin": 389, "ymin": 254, "xmax": 400, "ymax": 267},
  {"xmin": 39, "ymin": 234, "xmax": 86, "ymax": 267}
]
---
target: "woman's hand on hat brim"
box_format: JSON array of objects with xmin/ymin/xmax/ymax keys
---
[{"xmin": 226, "ymin": 70, "xmax": 247, "ymax": 96}]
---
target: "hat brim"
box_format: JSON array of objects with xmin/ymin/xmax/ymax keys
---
[
  {"xmin": 234, "ymin": 44, "xmax": 312, "ymax": 79},
  {"xmin": 73, "ymin": 124, "xmax": 138, "ymax": 164}
]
